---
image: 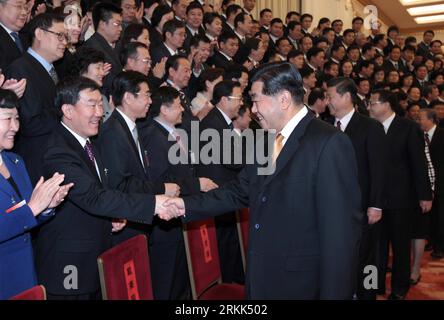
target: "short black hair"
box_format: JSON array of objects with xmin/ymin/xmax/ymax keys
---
[
  {"xmin": 307, "ymin": 47, "xmax": 324, "ymax": 61},
  {"xmin": 270, "ymin": 18, "xmax": 283, "ymax": 26},
  {"xmin": 149, "ymin": 86, "xmax": 180, "ymax": 117},
  {"xmin": 120, "ymin": 42, "xmax": 148, "ymax": 66},
  {"xmin": 424, "ymin": 30, "xmax": 435, "ymax": 37},
  {"xmin": 121, "ymin": 23, "xmax": 149, "ymax": 46},
  {"xmin": 308, "ymin": 87, "xmax": 325, "ymax": 106},
  {"xmin": 0, "ymin": 89, "xmax": 19, "ymax": 109},
  {"xmin": 186, "ymin": 1, "xmax": 203, "ymax": 14},
  {"xmin": 92, "ymin": 2, "xmax": 122, "ymax": 31},
  {"xmin": 234, "ymin": 12, "xmax": 250, "ymax": 29},
  {"xmin": 259, "ymin": 8, "xmax": 272, "ymax": 17},
  {"xmin": 251, "ymin": 62, "xmax": 304, "ymax": 105},
  {"xmin": 28, "ymin": 13, "xmax": 65, "ymax": 44},
  {"xmin": 387, "ymin": 25, "xmax": 399, "ymax": 35},
  {"xmin": 196, "ymin": 68, "xmax": 225, "ymax": 93},
  {"xmin": 74, "ymin": 47, "xmax": 106, "ymax": 76},
  {"xmin": 151, "ymin": 4, "xmax": 173, "ymax": 28},
  {"xmin": 203, "ymin": 12, "xmax": 222, "ymax": 26},
  {"xmin": 219, "ymin": 30, "xmax": 238, "ymax": 44},
  {"xmin": 287, "ymin": 20, "xmax": 301, "ymax": 32},
  {"xmin": 327, "ymin": 77, "xmax": 358, "ymax": 104},
  {"xmin": 371, "ymin": 89, "xmax": 396, "ymax": 110},
  {"xmin": 373, "ymin": 34, "xmax": 385, "ymax": 45},
  {"xmin": 358, "ymin": 60, "xmax": 374, "ymax": 71},
  {"xmin": 226, "ymin": 4, "xmax": 242, "ymax": 19},
  {"xmin": 343, "ymin": 28, "xmax": 355, "ymax": 37},
  {"xmin": 300, "ymin": 13, "xmax": 313, "ymax": 22},
  {"xmin": 163, "ymin": 19, "xmax": 185, "ymax": 41},
  {"xmin": 352, "ymin": 17, "xmax": 364, "ymax": 24},
  {"xmin": 111, "ymin": 71, "xmax": 149, "ymax": 106},
  {"xmin": 212, "ymin": 80, "xmax": 241, "ymax": 105},
  {"xmin": 287, "ymin": 49, "xmax": 303, "ymax": 60},
  {"xmin": 388, "ymin": 45, "xmax": 401, "ymax": 53},
  {"xmin": 55, "ymin": 76, "xmax": 101, "ymax": 110},
  {"xmin": 286, "ymin": 11, "xmax": 299, "ymax": 20},
  {"xmin": 225, "ymin": 65, "xmax": 248, "ymax": 81},
  {"xmin": 190, "ymin": 34, "xmax": 210, "ymax": 49},
  {"xmin": 362, "ymin": 43, "xmax": 374, "ymax": 55},
  {"xmin": 245, "ymin": 37, "xmax": 261, "ymax": 52},
  {"xmin": 166, "ymin": 54, "xmax": 188, "ymax": 75}
]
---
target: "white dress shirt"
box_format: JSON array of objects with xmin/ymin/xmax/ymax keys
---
[
  {"xmin": 279, "ymin": 107, "xmax": 309, "ymax": 147},
  {"xmin": 382, "ymin": 112, "xmax": 396, "ymax": 134},
  {"xmin": 116, "ymin": 108, "xmax": 145, "ymax": 167},
  {"xmin": 335, "ymin": 108, "xmax": 355, "ymax": 131}
]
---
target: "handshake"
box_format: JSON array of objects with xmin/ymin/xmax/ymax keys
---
[{"xmin": 155, "ymin": 195, "xmax": 186, "ymax": 221}]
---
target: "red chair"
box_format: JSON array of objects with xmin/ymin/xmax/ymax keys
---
[
  {"xmin": 183, "ymin": 218, "xmax": 245, "ymax": 300},
  {"xmin": 10, "ymin": 285, "xmax": 46, "ymax": 300},
  {"xmin": 97, "ymin": 235, "xmax": 153, "ymax": 300},
  {"xmin": 236, "ymin": 208, "xmax": 250, "ymax": 271}
]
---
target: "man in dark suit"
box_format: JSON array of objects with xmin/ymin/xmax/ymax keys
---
[
  {"xmin": 183, "ymin": 1, "xmax": 205, "ymax": 52},
  {"xmin": 233, "ymin": 12, "xmax": 252, "ymax": 65},
  {"xmin": 383, "ymin": 45, "xmax": 407, "ymax": 76},
  {"xmin": 98, "ymin": 72, "xmax": 188, "ymax": 299},
  {"xmin": 419, "ymin": 109, "xmax": 444, "ymax": 259},
  {"xmin": 196, "ymin": 80, "xmax": 246, "ymax": 284},
  {"xmin": 221, "ymin": 4, "xmax": 241, "ymax": 35},
  {"xmin": 368, "ymin": 89, "xmax": 433, "ymax": 300},
  {"xmin": 35, "ymin": 77, "xmax": 179, "ymax": 300},
  {"xmin": 208, "ymin": 31, "xmax": 240, "ymax": 70},
  {"xmin": 412, "ymin": 64, "xmax": 430, "ymax": 93},
  {"xmin": 0, "ymin": 0, "xmax": 29, "ymax": 71},
  {"xmin": 327, "ymin": 77, "xmax": 387, "ymax": 300},
  {"xmin": 417, "ymin": 30, "xmax": 435, "ymax": 60},
  {"xmin": 167, "ymin": 62, "xmax": 363, "ymax": 299},
  {"xmin": 6, "ymin": 13, "xmax": 66, "ymax": 184},
  {"xmin": 83, "ymin": 2, "xmax": 123, "ymax": 96},
  {"xmin": 150, "ymin": 19, "xmax": 186, "ymax": 65}
]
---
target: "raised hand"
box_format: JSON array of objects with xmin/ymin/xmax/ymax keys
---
[
  {"xmin": 199, "ymin": 177, "xmax": 218, "ymax": 192},
  {"xmin": 155, "ymin": 195, "xmax": 183, "ymax": 221},
  {"xmin": 1, "ymin": 78, "xmax": 27, "ymax": 98},
  {"xmin": 152, "ymin": 57, "xmax": 167, "ymax": 79},
  {"xmin": 103, "ymin": 63, "xmax": 112, "ymax": 77},
  {"xmin": 28, "ymin": 173, "xmax": 66, "ymax": 216},
  {"xmin": 111, "ymin": 219, "xmax": 127, "ymax": 232},
  {"xmin": 164, "ymin": 183, "xmax": 181, "ymax": 197},
  {"xmin": 367, "ymin": 207, "xmax": 382, "ymax": 225},
  {"xmin": 135, "ymin": 2, "xmax": 144, "ymax": 23},
  {"xmin": 48, "ymin": 182, "xmax": 74, "ymax": 209}
]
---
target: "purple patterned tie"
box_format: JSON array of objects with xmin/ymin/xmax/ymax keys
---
[{"xmin": 84, "ymin": 140, "xmax": 95, "ymax": 165}]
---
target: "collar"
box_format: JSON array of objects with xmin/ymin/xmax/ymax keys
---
[
  {"xmin": 187, "ymin": 24, "xmax": 199, "ymax": 36},
  {"xmin": 382, "ymin": 112, "xmax": 396, "ymax": 133},
  {"xmin": 216, "ymin": 107, "xmax": 233, "ymax": 125},
  {"xmin": 154, "ymin": 117, "xmax": 176, "ymax": 137},
  {"xmin": 307, "ymin": 62, "xmax": 317, "ymax": 71},
  {"xmin": 428, "ymin": 125, "xmax": 437, "ymax": 140},
  {"xmin": 279, "ymin": 107, "xmax": 309, "ymax": 146},
  {"xmin": 270, "ymin": 34, "xmax": 279, "ymax": 43},
  {"xmin": 61, "ymin": 121, "xmax": 89, "ymax": 147},
  {"xmin": 330, "ymin": 57, "xmax": 340, "ymax": 64},
  {"xmin": 219, "ymin": 50, "xmax": 233, "ymax": 61},
  {"xmin": 166, "ymin": 79, "xmax": 182, "ymax": 91},
  {"xmin": 27, "ymin": 47, "xmax": 53, "ymax": 73},
  {"xmin": 164, "ymin": 42, "xmax": 178, "ymax": 55},
  {"xmin": 0, "ymin": 22, "xmax": 15, "ymax": 41},
  {"xmin": 116, "ymin": 108, "xmax": 136, "ymax": 133},
  {"xmin": 335, "ymin": 108, "xmax": 355, "ymax": 131},
  {"xmin": 234, "ymin": 30, "xmax": 246, "ymax": 42},
  {"xmin": 227, "ymin": 22, "xmax": 235, "ymax": 31},
  {"xmin": 206, "ymin": 33, "xmax": 216, "ymax": 41}
]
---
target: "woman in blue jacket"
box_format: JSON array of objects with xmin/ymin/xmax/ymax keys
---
[{"xmin": 0, "ymin": 89, "xmax": 73, "ymax": 299}]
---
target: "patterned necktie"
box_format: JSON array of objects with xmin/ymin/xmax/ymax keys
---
[
  {"xmin": 336, "ymin": 120, "xmax": 342, "ymax": 131},
  {"xmin": 272, "ymin": 133, "xmax": 284, "ymax": 164},
  {"xmin": 84, "ymin": 140, "xmax": 95, "ymax": 165},
  {"xmin": 425, "ymin": 132, "xmax": 431, "ymax": 146},
  {"xmin": 394, "ymin": 62, "xmax": 398, "ymax": 70},
  {"xmin": 10, "ymin": 32, "xmax": 23, "ymax": 52},
  {"xmin": 49, "ymin": 67, "xmax": 59, "ymax": 84}
]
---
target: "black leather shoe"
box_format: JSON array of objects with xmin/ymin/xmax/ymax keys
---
[
  {"xmin": 388, "ymin": 293, "xmax": 405, "ymax": 300},
  {"xmin": 431, "ymin": 251, "xmax": 444, "ymax": 259},
  {"xmin": 410, "ymin": 275, "xmax": 421, "ymax": 285}
]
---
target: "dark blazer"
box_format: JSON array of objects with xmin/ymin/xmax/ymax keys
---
[
  {"xmin": 83, "ymin": 32, "xmax": 122, "ymax": 95},
  {"xmin": 383, "ymin": 59, "xmax": 407, "ymax": 76},
  {"xmin": 429, "ymin": 127, "xmax": 444, "ymax": 197},
  {"xmin": 417, "ymin": 42, "xmax": 433, "ymax": 60},
  {"xmin": 412, "ymin": 78, "xmax": 430, "ymax": 93},
  {"xmin": 0, "ymin": 151, "xmax": 54, "ymax": 299},
  {"xmin": 233, "ymin": 33, "xmax": 249, "ymax": 65},
  {"xmin": 343, "ymin": 111, "xmax": 387, "ymax": 210},
  {"xmin": 97, "ymin": 109, "xmax": 164, "ymax": 243},
  {"xmin": 0, "ymin": 25, "xmax": 27, "ymax": 71},
  {"xmin": 184, "ymin": 112, "xmax": 363, "ymax": 299},
  {"xmin": 183, "ymin": 25, "xmax": 205, "ymax": 52},
  {"xmin": 149, "ymin": 27, "xmax": 163, "ymax": 49},
  {"xmin": 150, "ymin": 42, "xmax": 173, "ymax": 65},
  {"xmin": 384, "ymin": 115, "xmax": 433, "ymax": 209},
  {"xmin": 207, "ymin": 50, "xmax": 238, "ymax": 70},
  {"xmin": 35, "ymin": 124, "xmax": 156, "ymax": 295},
  {"xmin": 5, "ymin": 52, "xmax": 59, "ymax": 185}
]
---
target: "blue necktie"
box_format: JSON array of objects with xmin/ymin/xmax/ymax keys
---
[{"xmin": 10, "ymin": 32, "xmax": 23, "ymax": 53}]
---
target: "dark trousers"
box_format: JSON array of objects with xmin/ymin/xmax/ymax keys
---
[
  {"xmin": 378, "ymin": 209, "xmax": 412, "ymax": 296},
  {"xmin": 430, "ymin": 196, "xmax": 444, "ymax": 252},
  {"xmin": 357, "ymin": 220, "xmax": 381, "ymax": 300},
  {"xmin": 215, "ymin": 212, "xmax": 245, "ymax": 284}
]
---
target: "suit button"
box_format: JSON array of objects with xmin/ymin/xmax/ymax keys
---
[
  {"xmin": 255, "ymin": 223, "xmax": 260, "ymax": 230},
  {"xmin": 261, "ymin": 196, "xmax": 267, "ymax": 203}
]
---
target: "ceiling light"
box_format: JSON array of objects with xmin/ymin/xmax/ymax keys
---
[
  {"xmin": 407, "ymin": 4, "xmax": 444, "ymax": 15},
  {"xmin": 400, "ymin": 0, "xmax": 442, "ymax": 5},
  {"xmin": 414, "ymin": 14, "xmax": 444, "ymax": 23}
]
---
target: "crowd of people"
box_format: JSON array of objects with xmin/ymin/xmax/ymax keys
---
[{"xmin": 0, "ymin": 0, "xmax": 444, "ymax": 300}]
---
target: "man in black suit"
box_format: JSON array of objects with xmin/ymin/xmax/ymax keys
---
[
  {"xmin": 6, "ymin": 13, "xmax": 66, "ymax": 184},
  {"xmin": 183, "ymin": 1, "xmax": 205, "ymax": 52},
  {"xmin": 35, "ymin": 77, "xmax": 180, "ymax": 300},
  {"xmin": 286, "ymin": 21, "xmax": 303, "ymax": 51},
  {"xmin": 418, "ymin": 109, "xmax": 444, "ymax": 259},
  {"xmin": 0, "ymin": 0, "xmax": 29, "ymax": 71},
  {"xmin": 383, "ymin": 45, "xmax": 407, "ymax": 76},
  {"xmin": 233, "ymin": 12, "xmax": 252, "ymax": 65},
  {"xmin": 150, "ymin": 19, "xmax": 186, "ymax": 65},
  {"xmin": 222, "ymin": 4, "xmax": 241, "ymax": 35},
  {"xmin": 197, "ymin": 80, "xmax": 246, "ymax": 284},
  {"xmin": 98, "ymin": 72, "xmax": 188, "ymax": 299},
  {"xmin": 208, "ymin": 31, "xmax": 240, "ymax": 70},
  {"xmin": 368, "ymin": 89, "xmax": 433, "ymax": 300},
  {"xmin": 187, "ymin": 35, "xmax": 212, "ymax": 99},
  {"xmin": 83, "ymin": 3, "xmax": 123, "ymax": 96},
  {"xmin": 167, "ymin": 62, "xmax": 363, "ymax": 299},
  {"xmin": 412, "ymin": 64, "xmax": 430, "ymax": 92},
  {"xmin": 258, "ymin": 8, "xmax": 272, "ymax": 33},
  {"xmin": 327, "ymin": 77, "xmax": 387, "ymax": 300},
  {"xmin": 417, "ymin": 30, "xmax": 434, "ymax": 60}
]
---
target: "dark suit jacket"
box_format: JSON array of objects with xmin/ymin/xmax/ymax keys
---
[
  {"xmin": 384, "ymin": 115, "xmax": 433, "ymax": 209},
  {"xmin": 429, "ymin": 127, "xmax": 444, "ymax": 198},
  {"xmin": 184, "ymin": 112, "xmax": 363, "ymax": 299},
  {"xmin": 344, "ymin": 111, "xmax": 387, "ymax": 210},
  {"xmin": 0, "ymin": 25, "xmax": 27, "ymax": 71},
  {"xmin": 97, "ymin": 109, "xmax": 165, "ymax": 243},
  {"xmin": 233, "ymin": 33, "xmax": 249, "ymax": 65},
  {"xmin": 83, "ymin": 32, "xmax": 122, "ymax": 96},
  {"xmin": 5, "ymin": 52, "xmax": 59, "ymax": 184},
  {"xmin": 383, "ymin": 59, "xmax": 408, "ymax": 75},
  {"xmin": 35, "ymin": 124, "xmax": 156, "ymax": 295},
  {"xmin": 417, "ymin": 42, "xmax": 433, "ymax": 60},
  {"xmin": 183, "ymin": 25, "xmax": 205, "ymax": 52},
  {"xmin": 207, "ymin": 50, "xmax": 238, "ymax": 70},
  {"xmin": 150, "ymin": 42, "xmax": 172, "ymax": 65},
  {"xmin": 148, "ymin": 27, "xmax": 163, "ymax": 50}
]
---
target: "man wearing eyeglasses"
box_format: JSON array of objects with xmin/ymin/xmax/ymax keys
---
[
  {"xmin": 197, "ymin": 80, "xmax": 246, "ymax": 285},
  {"xmin": 6, "ymin": 13, "xmax": 66, "ymax": 185},
  {"xmin": 83, "ymin": 2, "xmax": 123, "ymax": 97}
]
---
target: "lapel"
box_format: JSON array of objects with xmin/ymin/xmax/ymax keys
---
[
  {"xmin": 262, "ymin": 112, "xmax": 315, "ymax": 188},
  {"xmin": 0, "ymin": 152, "xmax": 27, "ymax": 203},
  {"xmin": 344, "ymin": 111, "xmax": 360, "ymax": 137},
  {"xmin": 0, "ymin": 25, "xmax": 21, "ymax": 55},
  {"xmin": 213, "ymin": 107, "xmax": 230, "ymax": 130},
  {"xmin": 386, "ymin": 115, "xmax": 401, "ymax": 138},
  {"xmin": 112, "ymin": 110, "xmax": 148, "ymax": 175},
  {"xmin": 24, "ymin": 52, "xmax": 55, "ymax": 86},
  {"xmin": 92, "ymin": 33, "xmax": 120, "ymax": 67},
  {"xmin": 58, "ymin": 124, "xmax": 103, "ymax": 183},
  {"xmin": 430, "ymin": 127, "xmax": 442, "ymax": 151}
]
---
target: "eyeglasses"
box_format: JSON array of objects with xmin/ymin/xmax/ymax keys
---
[
  {"xmin": 228, "ymin": 95, "xmax": 243, "ymax": 101},
  {"xmin": 41, "ymin": 29, "xmax": 69, "ymax": 42},
  {"xmin": 111, "ymin": 21, "xmax": 123, "ymax": 27},
  {"xmin": 137, "ymin": 58, "xmax": 152, "ymax": 64},
  {"xmin": 369, "ymin": 101, "xmax": 384, "ymax": 106},
  {"xmin": 135, "ymin": 92, "xmax": 152, "ymax": 98}
]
